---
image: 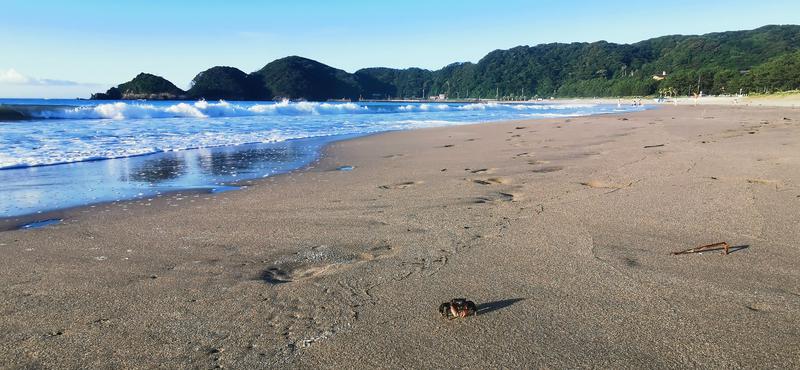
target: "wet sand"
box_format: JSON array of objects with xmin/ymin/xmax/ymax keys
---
[{"xmin": 1, "ymin": 105, "xmax": 799, "ymax": 368}]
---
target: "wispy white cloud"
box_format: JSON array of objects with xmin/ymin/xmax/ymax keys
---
[
  {"xmin": 0, "ymin": 68, "xmax": 94, "ymax": 86},
  {"xmin": 0, "ymin": 68, "xmax": 30, "ymax": 84},
  {"xmin": 0, "ymin": 68, "xmax": 107, "ymax": 98}
]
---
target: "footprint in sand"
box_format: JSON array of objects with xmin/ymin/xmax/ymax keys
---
[
  {"xmin": 440, "ymin": 144, "xmax": 455, "ymax": 148},
  {"xmin": 469, "ymin": 168, "xmax": 495, "ymax": 174},
  {"xmin": 747, "ymin": 178, "xmax": 781, "ymax": 186},
  {"xmin": 472, "ymin": 177, "xmax": 511, "ymax": 185},
  {"xmin": 591, "ymin": 244, "xmax": 647, "ymax": 270},
  {"xmin": 262, "ymin": 245, "xmax": 394, "ymax": 284},
  {"xmin": 474, "ymin": 191, "xmax": 517, "ymax": 204},
  {"xmin": 527, "ymin": 160, "xmax": 550, "ymax": 165},
  {"xmin": 379, "ymin": 181, "xmax": 422, "ymax": 189},
  {"xmin": 531, "ymin": 166, "xmax": 563, "ymax": 173},
  {"xmin": 580, "ymin": 179, "xmax": 615, "ymax": 188}
]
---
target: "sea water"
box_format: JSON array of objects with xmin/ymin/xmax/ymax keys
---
[{"xmin": 0, "ymin": 99, "xmax": 644, "ymax": 217}]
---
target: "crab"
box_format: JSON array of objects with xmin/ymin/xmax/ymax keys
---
[{"xmin": 439, "ymin": 298, "xmax": 477, "ymax": 319}]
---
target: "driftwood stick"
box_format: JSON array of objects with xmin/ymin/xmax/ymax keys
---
[{"xmin": 672, "ymin": 242, "xmax": 731, "ymax": 255}]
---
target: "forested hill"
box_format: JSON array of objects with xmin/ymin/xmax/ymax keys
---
[{"xmin": 91, "ymin": 25, "xmax": 800, "ymax": 101}]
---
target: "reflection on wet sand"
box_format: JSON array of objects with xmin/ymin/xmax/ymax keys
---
[
  {"xmin": 0, "ymin": 135, "xmax": 349, "ymax": 217},
  {"xmin": 198, "ymin": 146, "xmax": 305, "ymax": 177},
  {"xmin": 127, "ymin": 157, "xmax": 187, "ymax": 183}
]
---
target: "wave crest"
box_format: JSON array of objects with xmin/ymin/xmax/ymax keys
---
[
  {"xmin": 7, "ymin": 100, "xmax": 371, "ymax": 120},
  {"xmin": 1, "ymin": 100, "xmax": 597, "ymax": 121}
]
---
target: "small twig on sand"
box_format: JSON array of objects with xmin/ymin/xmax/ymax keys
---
[
  {"xmin": 644, "ymin": 144, "xmax": 665, "ymax": 148},
  {"xmin": 672, "ymin": 241, "xmax": 731, "ymax": 256}
]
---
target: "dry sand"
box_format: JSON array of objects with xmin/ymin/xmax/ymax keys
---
[{"xmin": 1, "ymin": 105, "xmax": 799, "ymax": 368}]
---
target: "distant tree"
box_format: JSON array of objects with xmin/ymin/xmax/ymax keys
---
[
  {"xmin": 117, "ymin": 73, "xmax": 184, "ymax": 96},
  {"xmin": 187, "ymin": 66, "xmax": 268, "ymax": 101},
  {"xmin": 251, "ymin": 56, "xmax": 361, "ymax": 100}
]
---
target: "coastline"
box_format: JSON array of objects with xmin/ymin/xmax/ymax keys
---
[
  {"xmin": 0, "ymin": 133, "xmax": 358, "ymax": 229},
  {"xmin": 7, "ymin": 89, "xmax": 798, "ymax": 224},
  {"xmin": 0, "ymin": 115, "xmax": 588, "ymax": 229},
  {"xmin": 0, "ymin": 102, "xmax": 635, "ymax": 223},
  {"xmin": 1, "ymin": 104, "xmax": 799, "ymax": 367}
]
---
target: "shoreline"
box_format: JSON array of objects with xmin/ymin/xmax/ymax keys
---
[
  {"xmin": 1, "ymin": 104, "xmax": 799, "ymax": 367},
  {"xmin": 0, "ymin": 116, "xmax": 569, "ymax": 229},
  {"xmin": 0, "ymin": 105, "xmax": 639, "ymax": 225},
  {"xmin": 0, "ymin": 131, "xmax": 379, "ymax": 231}
]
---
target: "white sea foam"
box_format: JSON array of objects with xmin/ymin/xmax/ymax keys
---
[
  {"xmin": 15, "ymin": 100, "xmax": 600, "ymax": 121},
  {"xmin": 395, "ymin": 102, "xmax": 598, "ymax": 113},
  {"xmin": 391, "ymin": 119, "xmax": 467, "ymax": 128},
  {"xmin": 0, "ymin": 99, "xmax": 637, "ymax": 169},
  {"xmin": 22, "ymin": 100, "xmax": 371, "ymax": 120},
  {"xmin": 0, "ymin": 130, "xmax": 297, "ymax": 169}
]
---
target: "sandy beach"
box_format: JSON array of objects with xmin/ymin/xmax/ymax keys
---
[{"xmin": 1, "ymin": 104, "xmax": 799, "ymax": 368}]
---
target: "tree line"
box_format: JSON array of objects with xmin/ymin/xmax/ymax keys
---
[{"xmin": 93, "ymin": 25, "xmax": 800, "ymax": 101}]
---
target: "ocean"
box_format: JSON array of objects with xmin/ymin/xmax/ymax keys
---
[{"xmin": 0, "ymin": 99, "xmax": 644, "ymax": 218}]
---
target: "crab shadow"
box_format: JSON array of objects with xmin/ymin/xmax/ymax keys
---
[
  {"xmin": 727, "ymin": 244, "xmax": 750, "ymax": 254},
  {"xmin": 477, "ymin": 298, "xmax": 525, "ymax": 316}
]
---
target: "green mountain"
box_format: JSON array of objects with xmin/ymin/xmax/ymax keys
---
[
  {"xmin": 251, "ymin": 56, "xmax": 361, "ymax": 101},
  {"xmin": 355, "ymin": 67, "xmax": 433, "ymax": 99},
  {"xmin": 187, "ymin": 66, "xmax": 267, "ymax": 101},
  {"xmin": 92, "ymin": 25, "xmax": 800, "ymax": 101},
  {"xmin": 92, "ymin": 72, "xmax": 185, "ymax": 100},
  {"xmin": 366, "ymin": 25, "xmax": 800, "ymax": 98}
]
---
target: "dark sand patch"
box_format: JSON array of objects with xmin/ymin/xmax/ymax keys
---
[
  {"xmin": 379, "ymin": 181, "xmax": 422, "ymax": 189},
  {"xmin": 472, "ymin": 177, "xmax": 511, "ymax": 185},
  {"xmin": 531, "ymin": 166, "xmax": 563, "ymax": 173}
]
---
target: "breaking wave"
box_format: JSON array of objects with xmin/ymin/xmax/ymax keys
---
[
  {"xmin": 0, "ymin": 131, "xmax": 298, "ymax": 170},
  {"xmin": 396, "ymin": 102, "xmax": 596, "ymax": 112},
  {"xmin": 0, "ymin": 100, "xmax": 598, "ymax": 121},
  {"xmin": 2, "ymin": 100, "xmax": 369, "ymax": 120},
  {"xmin": 0, "ymin": 99, "xmax": 639, "ymax": 169}
]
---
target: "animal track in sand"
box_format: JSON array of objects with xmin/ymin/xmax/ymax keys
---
[
  {"xmin": 531, "ymin": 166, "xmax": 564, "ymax": 173},
  {"xmin": 743, "ymin": 302, "xmax": 774, "ymax": 312},
  {"xmin": 746, "ymin": 178, "xmax": 781, "ymax": 187},
  {"xmin": 527, "ymin": 159, "xmax": 550, "ymax": 165},
  {"xmin": 580, "ymin": 179, "xmax": 637, "ymax": 191},
  {"xmin": 472, "ymin": 177, "xmax": 511, "ymax": 185},
  {"xmin": 378, "ymin": 181, "xmax": 422, "ymax": 189},
  {"xmin": 580, "ymin": 179, "xmax": 615, "ymax": 188},
  {"xmin": 474, "ymin": 191, "xmax": 517, "ymax": 203},
  {"xmin": 591, "ymin": 243, "xmax": 649, "ymax": 272},
  {"xmin": 469, "ymin": 168, "xmax": 495, "ymax": 174},
  {"xmin": 262, "ymin": 245, "xmax": 394, "ymax": 284}
]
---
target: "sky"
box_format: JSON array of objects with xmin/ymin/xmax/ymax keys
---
[{"xmin": 1, "ymin": 0, "xmax": 798, "ymax": 98}]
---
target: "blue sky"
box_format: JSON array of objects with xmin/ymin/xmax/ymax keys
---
[{"xmin": 1, "ymin": 0, "xmax": 798, "ymax": 98}]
